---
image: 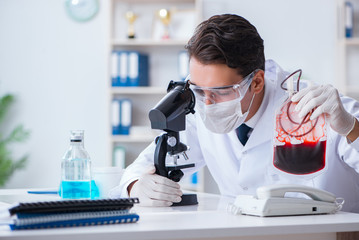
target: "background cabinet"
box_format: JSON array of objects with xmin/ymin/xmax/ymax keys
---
[
  {"xmin": 108, "ymin": 0, "xmax": 208, "ymax": 192},
  {"xmin": 337, "ymin": 0, "xmax": 359, "ymax": 100}
]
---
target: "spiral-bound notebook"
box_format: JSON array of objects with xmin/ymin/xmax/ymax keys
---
[{"xmin": 8, "ymin": 198, "xmax": 140, "ymax": 230}]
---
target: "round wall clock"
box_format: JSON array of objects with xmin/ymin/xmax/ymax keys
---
[{"xmin": 65, "ymin": 0, "xmax": 99, "ymax": 22}]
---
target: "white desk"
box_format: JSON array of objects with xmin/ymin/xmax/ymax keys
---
[{"xmin": 0, "ymin": 189, "xmax": 358, "ymax": 240}]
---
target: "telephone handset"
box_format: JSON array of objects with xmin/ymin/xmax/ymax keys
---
[
  {"xmin": 229, "ymin": 184, "xmax": 344, "ymax": 217},
  {"xmin": 256, "ymin": 185, "xmax": 337, "ymax": 203}
]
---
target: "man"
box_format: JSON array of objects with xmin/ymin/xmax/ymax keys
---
[{"xmin": 111, "ymin": 14, "xmax": 359, "ymax": 212}]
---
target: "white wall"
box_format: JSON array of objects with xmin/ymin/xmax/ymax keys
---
[
  {"xmin": 0, "ymin": 0, "xmax": 110, "ymax": 188},
  {"xmin": 203, "ymin": 0, "xmax": 338, "ymax": 86},
  {"xmin": 0, "ymin": 0, "xmax": 338, "ymax": 189}
]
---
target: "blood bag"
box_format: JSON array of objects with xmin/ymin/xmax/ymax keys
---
[{"xmin": 273, "ymin": 70, "xmax": 327, "ymax": 177}]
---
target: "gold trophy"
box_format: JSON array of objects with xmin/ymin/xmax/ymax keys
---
[
  {"xmin": 158, "ymin": 9, "xmax": 171, "ymax": 39},
  {"xmin": 125, "ymin": 11, "xmax": 137, "ymax": 39}
]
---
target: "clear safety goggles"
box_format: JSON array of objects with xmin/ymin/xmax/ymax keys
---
[{"xmin": 187, "ymin": 69, "xmax": 259, "ymax": 104}]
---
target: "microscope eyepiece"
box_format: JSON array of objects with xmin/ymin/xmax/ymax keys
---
[{"xmin": 149, "ymin": 80, "xmax": 195, "ymax": 132}]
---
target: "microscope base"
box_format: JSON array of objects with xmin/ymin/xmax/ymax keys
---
[{"xmin": 172, "ymin": 193, "xmax": 198, "ymax": 206}]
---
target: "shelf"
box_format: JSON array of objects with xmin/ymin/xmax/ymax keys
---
[
  {"xmin": 112, "ymin": 126, "xmax": 161, "ymax": 143},
  {"xmin": 112, "ymin": 135, "xmax": 157, "ymax": 143},
  {"xmin": 113, "ymin": 0, "xmax": 195, "ymax": 4},
  {"xmin": 111, "ymin": 39, "xmax": 188, "ymax": 47},
  {"xmin": 111, "ymin": 86, "xmax": 166, "ymax": 95},
  {"xmin": 342, "ymin": 38, "xmax": 359, "ymax": 45}
]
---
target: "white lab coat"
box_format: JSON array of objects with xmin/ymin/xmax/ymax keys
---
[{"xmin": 115, "ymin": 60, "xmax": 359, "ymax": 213}]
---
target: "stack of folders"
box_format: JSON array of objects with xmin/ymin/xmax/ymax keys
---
[
  {"xmin": 112, "ymin": 98, "xmax": 132, "ymax": 135},
  {"xmin": 8, "ymin": 198, "xmax": 139, "ymax": 230},
  {"xmin": 111, "ymin": 51, "xmax": 149, "ymax": 87}
]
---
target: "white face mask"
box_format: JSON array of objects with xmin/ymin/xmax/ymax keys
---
[{"xmin": 196, "ymin": 93, "xmax": 256, "ymax": 134}]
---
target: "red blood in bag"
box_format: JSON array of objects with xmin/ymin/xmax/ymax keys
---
[{"xmin": 273, "ymin": 141, "xmax": 326, "ymax": 175}]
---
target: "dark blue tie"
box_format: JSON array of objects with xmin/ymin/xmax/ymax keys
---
[{"xmin": 236, "ymin": 124, "xmax": 252, "ymax": 146}]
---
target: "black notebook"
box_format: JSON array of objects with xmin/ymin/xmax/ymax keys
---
[
  {"xmin": 9, "ymin": 198, "xmax": 139, "ymax": 215},
  {"xmin": 8, "ymin": 198, "xmax": 140, "ymax": 230}
]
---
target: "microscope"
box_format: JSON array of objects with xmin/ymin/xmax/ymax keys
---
[{"xmin": 149, "ymin": 80, "xmax": 198, "ymax": 206}]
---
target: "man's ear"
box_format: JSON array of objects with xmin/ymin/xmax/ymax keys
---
[{"xmin": 251, "ymin": 70, "xmax": 265, "ymax": 94}]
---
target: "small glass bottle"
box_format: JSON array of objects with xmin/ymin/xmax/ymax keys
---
[{"xmin": 61, "ymin": 130, "xmax": 92, "ymax": 199}]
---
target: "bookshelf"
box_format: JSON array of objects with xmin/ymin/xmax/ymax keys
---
[
  {"xmin": 108, "ymin": 0, "xmax": 204, "ymax": 191},
  {"xmin": 337, "ymin": 0, "xmax": 359, "ymax": 100}
]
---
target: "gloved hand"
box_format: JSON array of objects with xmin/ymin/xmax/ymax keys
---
[
  {"xmin": 129, "ymin": 165, "xmax": 183, "ymax": 207},
  {"xmin": 291, "ymin": 84, "xmax": 356, "ymax": 136}
]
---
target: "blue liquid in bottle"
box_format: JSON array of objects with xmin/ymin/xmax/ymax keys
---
[
  {"xmin": 61, "ymin": 130, "xmax": 92, "ymax": 200},
  {"xmin": 61, "ymin": 180, "xmax": 91, "ymax": 199},
  {"xmin": 59, "ymin": 180, "xmax": 99, "ymax": 199}
]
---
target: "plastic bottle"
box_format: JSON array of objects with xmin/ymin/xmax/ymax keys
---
[{"xmin": 60, "ymin": 130, "xmax": 92, "ymax": 199}]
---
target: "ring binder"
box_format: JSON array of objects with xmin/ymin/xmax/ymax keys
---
[
  {"xmin": 10, "ymin": 210, "xmax": 139, "ymax": 230},
  {"xmin": 8, "ymin": 198, "xmax": 140, "ymax": 230},
  {"xmin": 9, "ymin": 198, "xmax": 139, "ymax": 215}
]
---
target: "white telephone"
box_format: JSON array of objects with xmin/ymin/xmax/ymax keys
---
[{"xmin": 229, "ymin": 184, "xmax": 344, "ymax": 217}]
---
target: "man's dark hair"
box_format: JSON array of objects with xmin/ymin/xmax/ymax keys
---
[{"xmin": 185, "ymin": 14, "xmax": 265, "ymax": 77}]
